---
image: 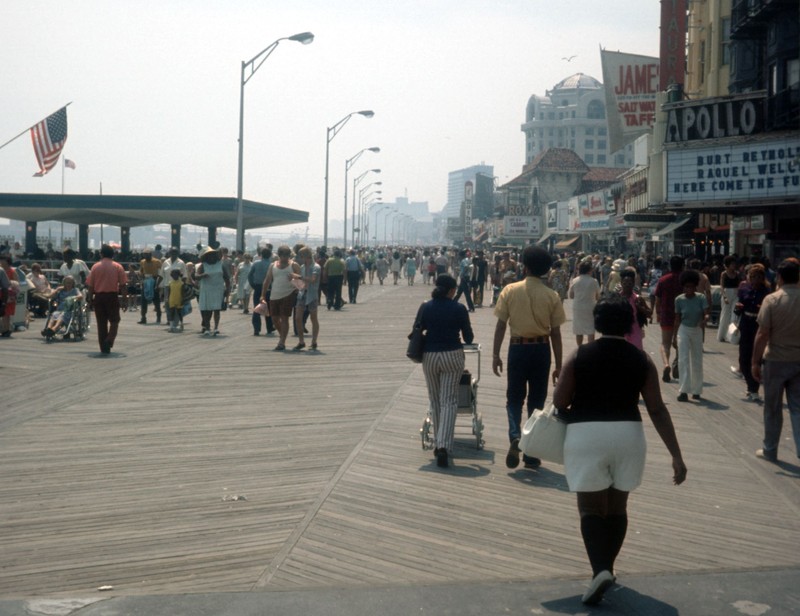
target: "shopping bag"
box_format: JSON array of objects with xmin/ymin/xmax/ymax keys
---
[
  {"xmin": 519, "ymin": 404, "xmax": 566, "ymax": 464},
  {"xmin": 725, "ymin": 321, "xmax": 741, "ymax": 345},
  {"xmin": 406, "ymin": 302, "xmax": 426, "ymax": 363}
]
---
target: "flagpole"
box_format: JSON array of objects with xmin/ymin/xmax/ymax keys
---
[
  {"xmin": 61, "ymin": 158, "xmax": 65, "ymax": 247},
  {"xmin": 0, "ymin": 102, "xmax": 73, "ymax": 152}
]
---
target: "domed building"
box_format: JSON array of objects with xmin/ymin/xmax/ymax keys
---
[{"xmin": 521, "ymin": 72, "xmax": 633, "ymax": 169}]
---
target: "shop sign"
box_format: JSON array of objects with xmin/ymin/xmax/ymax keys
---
[
  {"xmin": 504, "ymin": 216, "xmax": 539, "ymax": 237},
  {"xmin": 463, "ymin": 181, "xmax": 473, "ymax": 239},
  {"xmin": 665, "ymin": 97, "xmax": 762, "ymax": 143},
  {"xmin": 666, "ymin": 138, "xmax": 800, "ymax": 202}
]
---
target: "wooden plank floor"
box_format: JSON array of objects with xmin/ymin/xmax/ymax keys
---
[{"xmin": 1, "ymin": 276, "xmax": 798, "ymax": 599}]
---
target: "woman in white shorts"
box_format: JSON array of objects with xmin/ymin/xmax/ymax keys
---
[{"xmin": 553, "ymin": 294, "xmax": 687, "ymax": 606}]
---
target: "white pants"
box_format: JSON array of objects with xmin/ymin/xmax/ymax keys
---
[
  {"xmin": 717, "ymin": 288, "xmax": 738, "ymax": 342},
  {"xmin": 678, "ymin": 324, "xmax": 704, "ymax": 395}
]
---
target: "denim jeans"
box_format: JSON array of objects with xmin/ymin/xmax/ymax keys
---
[
  {"xmin": 505, "ymin": 342, "xmax": 551, "ymax": 444},
  {"xmin": 762, "ymin": 360, "xmax": 800, "ymax": 458},
  {"xmin": 454, "ymin": 277, "xmax": 474, "ymax": 311}
]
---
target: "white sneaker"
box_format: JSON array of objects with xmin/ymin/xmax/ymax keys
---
[
  {"xmin": 203, "ymin": 330, "xmax": 211, "ymax": 337},
  {"xmin": 746, "ymin": 392, "xmax": 763, "ymax": 403},
  {"xmin": 730, "ymin": 366, "xmax": 743, "ymax": 378},
  {"xmin": 213, "ymin": 329, "xmax": 219, "ymax": 336},
  {"xmin": 582, "ymin": 570, "xmax": 615, "ymax": 605}
]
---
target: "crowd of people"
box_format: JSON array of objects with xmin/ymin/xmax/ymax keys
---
[{"xmin": 2, "ymin": 238, "xmax": 798, "ymax": 605}]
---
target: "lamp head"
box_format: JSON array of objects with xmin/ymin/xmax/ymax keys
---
[
  {"xmin": 371, "ymin": 168, "xmax": 381, "ymax": 173},
  {"xmin": 289, "ymin": 32, "xmax": 315, "ymax": 44},
  {"xmin": 374, "ymin": 182, "xmax": 383, "ymax": 185},
  {"xmin": 367, "ymin": 147, "xmax": 380, "ymax": 152},
  {"xmin": 357, "ymin": 110, "xmax": 375, "ymax": 118}
]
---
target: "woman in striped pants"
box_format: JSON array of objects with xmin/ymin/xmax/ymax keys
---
[{"xmin": 418, "ymin": 274, "xmax": 474, "ymax": 467}]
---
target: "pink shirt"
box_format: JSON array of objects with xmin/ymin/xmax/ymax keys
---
[{"xmin": 86, "ymin": 259, "xmax": 127, "ymax": 293}]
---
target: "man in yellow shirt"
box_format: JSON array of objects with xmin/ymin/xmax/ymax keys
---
[{"xmin": 493, "ymin": 246, "xmax": 565, "ymax": 469}]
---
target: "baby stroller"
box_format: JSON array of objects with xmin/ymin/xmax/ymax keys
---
[
  {"xmin": 420, "ymin": 344, "xmax": 484, "ymax": 450},
  {"xmin": 41, "ymin": 294, "xmax": 88, "ymax": 342}
]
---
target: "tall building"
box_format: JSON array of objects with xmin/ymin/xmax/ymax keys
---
[
  {"xmin": 521, "ymin": 73, "xmax": 634, "ymax": 168},
  {"xmin": 442, "ymin": 164, "xmax": 493, "ymax": 219}
]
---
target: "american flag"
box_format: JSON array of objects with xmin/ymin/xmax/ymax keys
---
[
  {"xmin": 64, "ymin": 158, "xmax": 76, "ymax": 170},
  {"xmin": 31, "ymin": 107, "xmax": 68, "ymax": 177}
]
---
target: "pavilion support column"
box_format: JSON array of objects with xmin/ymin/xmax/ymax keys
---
[
  {"xmin": 78, "ymin": 224, "xmax": 89, "ymax": 258},
  {"xmin": 171, "ymin": 224, "xmax": 181, "ymax": 251},
  {"xmin": 24, "ymin": 221, "xmax": 38, "ymax": 256},
  {"xmin": 207, "ymin": 226, "xmax": 217, "ymax": 249},
  {"xmin": 120, "ymin": 227, "xmax": 131, "ymax": 256}
]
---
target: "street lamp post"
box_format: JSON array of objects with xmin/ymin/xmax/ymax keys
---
[
  {"xmin": 356, "ymin": 182, "xmax": 381, "ymax": 246},
  {"xmin": 362, "ymin": 198, "xmax": 382, "ymax": 246},
  {"xmin": 344, "ymin": 147, "xmax": 379, "ymax": 249},
  {"xmin": 324, "ymin": 111, "xmax": 374, "ymax": 248},
  {"xmin": 236, "ymin": 31, "xmax": 314, "ymax": 252},
  {"xmin": 348, "ymin": 166, "xmax": 380, "ymax": 249},
  {"xmin": 372, "ymin": 204, "xmax": 391, "ymax": 247},
  {"xmin": 384, "ymin": 210, "xmax": 400, "ymax": 245}
]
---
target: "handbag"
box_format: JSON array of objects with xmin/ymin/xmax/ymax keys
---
[
  {"xmin": 725, "ymin": 319, "xmax": 741, "ymax": 345},
  {"xmin": 519, "ymin": 404, "xmax": 566, "ymax": 464},
  {"xmin": 406, "ymin": 303, "xmax": 426, "ymax": 363},
  {"xmin": 253, "ymin": 300, "xmax": 270, "ymax": 316}
]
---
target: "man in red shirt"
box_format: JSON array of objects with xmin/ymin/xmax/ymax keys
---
[
  {"xmin": 653, "ymin": 256, "xmax": 685, "ymax": 382},
  {"xmin": 86, "ymin": 244, "xmax": 128, "ymax": 354}
]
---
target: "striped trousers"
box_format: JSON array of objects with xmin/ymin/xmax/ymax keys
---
[{"xmin": 422, "ymin": 348, "xmax": 465, "ymax": 451}]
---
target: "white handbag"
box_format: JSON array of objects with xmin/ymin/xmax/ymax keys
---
[
  {"xmin": 519, "ymin": 404, "xmax": 566, "ymax": 464},
  {"xmin": 725, "ymin": 320, "xmax": 741, "ymax": 345}
]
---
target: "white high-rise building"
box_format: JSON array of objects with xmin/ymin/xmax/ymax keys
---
[
  {"xmin": 442, "ymin": 164, "xmax": 493, "ymax": 219},
  {"xmin": 521, "ymin": 73, "xmax": 633, "ymax": 168}
]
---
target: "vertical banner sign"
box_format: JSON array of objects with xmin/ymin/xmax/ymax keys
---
[
  {"xmin": 601, "ymin": 50, "xmax": 659, "ymax": 153},
  {"xmin": 464, "ymin": 181, "xmax": 473, "ymax": 240},
  {"xmin": 660, "ymin": 0, "xmax": 687, "ymax": 91}
]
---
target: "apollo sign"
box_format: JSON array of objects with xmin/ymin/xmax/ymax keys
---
[{"xmin": 665, "ymin": 97, "xmax": 763, "ymax": 143}]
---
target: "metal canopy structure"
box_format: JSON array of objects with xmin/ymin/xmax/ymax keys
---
[{"xmin": 0, "ymin": 193, "xmax": 308, "ymax": 230}]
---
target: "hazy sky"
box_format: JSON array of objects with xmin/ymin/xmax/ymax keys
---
[{"xmin": 1, "ymin": 0, "xmax": 661, "ymax": 237}]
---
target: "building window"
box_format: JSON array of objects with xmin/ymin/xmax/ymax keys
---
[
  {"xmin": 587, "ymin": 100, "xmax": 605, "ymax": 119},
  {"xmin": 585, "ymin": 154, "xmax": 594, "ymax": 164},
  {"xmin": 570, "ymin": 139, "xmax": 575, "ymax": 148},
  {"xmin": 721, "ymin": 18, "xmax": 731, "ymax": 65},
  {"xmin": 699, "ymin": 40, "xmax": 706, "ymax": 85},
  {"xmin": 615, "ymin": 154, "xmax": 626, "ymax": 165},
  {"xmin": 548, "ymin": 128, "xmax": 554, "ymax": 136},
  {"xmin": 586, "ymin": 127, "xmax": 594, "ymax": 135},
  {"xmin": 597, "ymin": 154, "xmax": 606, "ymax": 165},
  {"xmin": 585, "ymin": 139, "xmax": 594, "ymax": 149},
  {"xmin": 598, "ymin": 140, "xmax": 607, "ymax": 150},
  {"xmin": 598, "ymin": 127, "xmax": 607, "ymax": 136},
  {"xmin": 562, "ymin": 99, "xmax": 569, "ymax": 106}
]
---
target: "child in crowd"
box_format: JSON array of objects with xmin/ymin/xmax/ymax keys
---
[
  {"xmin": 426, "ymin": 257, "xmax": 436, "ymax": 284},
  {"xmin": 165, "ymin": 269, "xmax": 186, "ymax": 332}
]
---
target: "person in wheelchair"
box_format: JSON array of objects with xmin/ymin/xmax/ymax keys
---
[
  {"xmin": 41, "ymin": 275, "xmax": 81, "ymax": 339},
  {"xmin": 27, "ymin": 262, "xmax": 53, "ymax": 317}
]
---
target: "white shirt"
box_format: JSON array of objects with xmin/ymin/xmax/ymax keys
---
[
  {"xmin": 161, "ymin": 258, "xmax": 187, "ymax": 287},
  {"xmin": 58, "ymin": 260, "xmax": 90, "ymax": 286}
]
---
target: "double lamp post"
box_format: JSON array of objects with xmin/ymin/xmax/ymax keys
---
[{"xmin": 236, "ymin": 31, "xmax": 314, "ymax": 252}]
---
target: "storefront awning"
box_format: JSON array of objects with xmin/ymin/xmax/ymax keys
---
[
  {"xmin": 554, "ymin": 235, "xmax": 580, "ymax": 249},
  {"xmin": 536, "ymin": 231, "xmax": 555, "ymax": 245},
  {"xmin": 652, "ymin": 216, "xmax": 691, "ymax": 240}
]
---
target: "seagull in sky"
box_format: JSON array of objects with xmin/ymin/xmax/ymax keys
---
[{"xmin": 562, "ymin": 55, "xmax": 577, "ymax": 62}]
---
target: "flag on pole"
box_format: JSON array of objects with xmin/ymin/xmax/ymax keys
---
[
  {"xmin": 64, "ymin": 158, "xmax": 76, "ymax": 170},
  {"xmin": 31, "ymin": 107, "xmax": 68, "ymax": 177}
]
